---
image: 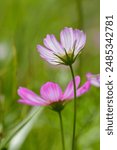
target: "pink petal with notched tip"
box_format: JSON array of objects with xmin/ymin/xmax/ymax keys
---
[
  {"xmin": 77, "ymin": 81, "xmax": 91, "ymax": 97},
  {"xmin": 37, "ymin": 45, "xmax": 61, "ymax": 65},
  {"xmin": 62, "ymin": 76, "xmax": 80, "ymax": 100},
  {"xmin": 40, "ymin": 82, "xmax": 63, "ymax": 103},
  {"xmin": 73, "ymin": 30, "xmax": 86, "ymax": 56},
  {"xmin": 86, "ymin": 73, "xmax": 100, "ymax": 87},
  {"xmin": 60, "ymin": 27, "xmax": 74, "ymax": 53},
  {"xmin": 44, "ymin": 34, "xmax": 64, "ymax": 55},
  {"xmin": 18, "ymin": 87, "xmax": 48, "ymax": 106}
]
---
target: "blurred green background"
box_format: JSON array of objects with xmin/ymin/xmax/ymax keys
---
[{"xmin": 0, "ymin": 0, "xmax": 100, "ymax": 149}]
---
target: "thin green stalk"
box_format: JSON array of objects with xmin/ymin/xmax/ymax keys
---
[
  {"xmin": 76, "ymin": 0, "xmax": 84, "ymax": 29},
  {"xmin": 58, "ymin": 111, "xmax": 65, "ymax": 150},
  {"xmin": 76, "ymin": 0, "xmax": 84, "ymax": 76},
  {"xmin": 69, "ymin": 65, "xmax": 77, "ymax": 150}
]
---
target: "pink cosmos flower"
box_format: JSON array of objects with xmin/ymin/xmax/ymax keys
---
[
  {"xmin": 18, "ymin": 76, "xmax": 90, "ymax": 111},
  {"xmin": 86, "ymin": 73, "xmax": 100, "ymax": 87},
  {"xmin": 37, "ymin": 27, "xmax": 86, "ymax": 65}
]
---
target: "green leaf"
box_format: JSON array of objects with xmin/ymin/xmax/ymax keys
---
[{"xmin": 0, "ymin": 107, "xmax": 43, "ymax": 149}]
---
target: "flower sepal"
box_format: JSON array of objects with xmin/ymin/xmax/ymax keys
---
[
  {"xmin": 50, "ymin": 101, "xmax": 65, "ymax": 112},
  {"xmin": 55, "ymin": 51, "xmax": 75, "ymax": 66}
]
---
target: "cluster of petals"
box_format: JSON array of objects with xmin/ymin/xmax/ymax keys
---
[
  {"xmin": 37, "ymin": 27, "xmax": 86, "ymax": 65},
  {"xmin": 86, "ymin": 73, "xmax": 100, "ymax": 87},
  {"xmin": 18, "ymin": 76, "xmax": 90, "ymax": 106}
]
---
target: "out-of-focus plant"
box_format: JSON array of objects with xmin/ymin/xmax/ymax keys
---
[{"xmin": 0, "ymin": 107, "xmax": 43, "ymax": 150}]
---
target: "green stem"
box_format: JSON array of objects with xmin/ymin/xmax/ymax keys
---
[
  {"xmin": 58, "ymin": 111, "xmax": 65, "ymax": 150},
  {"xmin": 69, "ymin": 65, "xmax": 77, "ymax": 150},
  {"xmin": 76, "ymin": 0, "xmax": 84, "ymax": 29},
  {"xmin": 76, "ymin": 0, "xmax": 84, "ymax": 76}
]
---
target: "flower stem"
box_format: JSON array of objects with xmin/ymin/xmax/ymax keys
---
[
  {"xmin": 58, "ymin": 111, "xmax": 65, "ymax": 150},
  {"xmin": 76, "ymin": 0, "xmax": 84, "ymax": 76},
  {"xmin": 69, "ymin": 65, "xmax": 77, "ymax": 150},
  {"xmin": 76, "ymin": 0, "xmax": 84, "ymax": 29}
]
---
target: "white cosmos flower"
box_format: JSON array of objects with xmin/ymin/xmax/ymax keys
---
[{"xmin": 37, "ymin": 27, "xmax": 86, "ymax": 65}]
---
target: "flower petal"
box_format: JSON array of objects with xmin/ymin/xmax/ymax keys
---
[
  {"xmin": 60, "ymin": 27, "xmax": 74, "ymax": 53},
  {"xmin": 62, "ymin": 76, "xmax": 80, "ymax": 100},
  {"xmin": 37, "ymin": 45, "xmax": 62, "ymax": 65},
  {"xmin": 40, "ymin": 82, "xmax": 63, "ymax": 103},
  {"xmin": 44, "ymin": 34, "xmax": 64, "ymax": 55},
  {"xmin": 73, "ymin": 30, "xmax": 86, "ymax": 56},
  {"xmin": 18, "ymin": 99, "xmax": 41, "ymax": 106},
  {"xmin": 77, "ymin": 81, "xmax": 91, "ymax": 97},
  {"xmin": 86, "ymin": 73, "xmax": 100, "ymax": 87},
  {"xmin": 18, "ymin": 87, "xmax": 48, "ymax": 106}
]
